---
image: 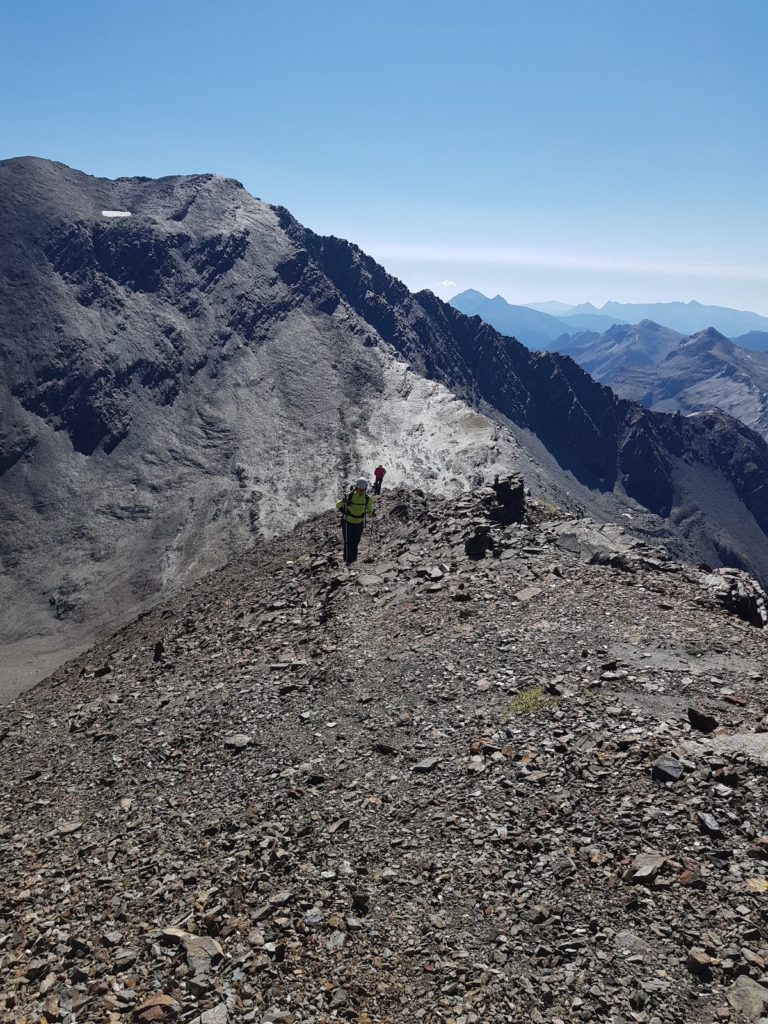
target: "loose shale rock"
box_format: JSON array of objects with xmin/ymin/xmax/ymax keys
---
[{"xmin": 1, "ymin": 484, "xmax": 767, "ymax": 1023}]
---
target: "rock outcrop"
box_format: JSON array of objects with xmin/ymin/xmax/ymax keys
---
[{"xmin": 701, "ymin": 567, "xmax": 768, "ymax": 628}]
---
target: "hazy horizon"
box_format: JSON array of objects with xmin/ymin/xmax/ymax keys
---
[{"xmin": 447, "ymin": 289, "xmax": 768, "ymax": 319}]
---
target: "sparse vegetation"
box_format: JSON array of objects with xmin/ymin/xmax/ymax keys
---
[
  {"xmin": 502, "ymin": 686, "xmax": 557, "ymax": 717},
  {"xmin": 525, "ymin": 498, "xmax": 565, "ymax": 524},
  {"xmin": 579, "ymin": 686, "xmax": 601, "ymax": 702}
]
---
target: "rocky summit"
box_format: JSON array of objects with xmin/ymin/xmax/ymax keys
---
[{"xmin": 2, "ymin": 483, "xmax": 768, "ymax": 1023}]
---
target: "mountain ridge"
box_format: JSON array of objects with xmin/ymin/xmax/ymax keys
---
[
  {"xmin": 448, "ymin": 289, "xmax": 581, "ymax": 350},
  {"xmin": 549, "ymin": 321, "xmax": 685, "ymax": 380},
  {"xmin": 4, "ymin": 158, "xmax": 768, "ymax": 697},
  {"xmin": 543, "ymin": 318, "xmax": 768, "ymax": 445},
  {"xmin": 609, "ymin": 328, "xmax": 768, "ymax": 442}
]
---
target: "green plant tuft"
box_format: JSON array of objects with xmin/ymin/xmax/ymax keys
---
[
  {"xmin": 525, "ymin": 498, "xmax": 565, "ymax": 523},
  {"xmin": 502, "ymin": 686, "xmax": 557, "ymax": 718}
]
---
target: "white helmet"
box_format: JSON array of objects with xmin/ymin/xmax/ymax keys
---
[{"xmin": 355, "ymin": 477, "xmax": 369, "ymax": 490}]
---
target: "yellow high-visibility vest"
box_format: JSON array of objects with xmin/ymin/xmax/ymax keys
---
[{"xmin": 337, "ymin": 490, "xmax": 375, "ymax": 525}]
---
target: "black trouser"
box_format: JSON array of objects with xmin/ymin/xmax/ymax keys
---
[
  {"xmin": 341, "ymin": 520, "xmax": 365, "ymax": 564},
  {"xmin": 372, "ymin": 478, "xmax": 382, "ymax": 495}
]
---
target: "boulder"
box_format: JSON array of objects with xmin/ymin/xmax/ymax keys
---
[
  {"xmin": 727, "ymin": 975, "xmax": 768, "ymax": 1020},
  {"xmin": 702, "ymin": 568, "xmax": 768, "ymax": 628}
]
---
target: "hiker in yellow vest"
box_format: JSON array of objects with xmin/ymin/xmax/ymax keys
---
[{"xmin": 337, "ymin": 478, "xmax": 375, "ymax": 566}]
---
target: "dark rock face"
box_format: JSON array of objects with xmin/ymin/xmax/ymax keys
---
[
  {"xmin": 0, "ymin": 403, "xmax": 37, "ymax": 472},
  {"xmin": 487, "ymin": 473, "xmax": 525, "ymax": 524},
  {"xmin": 702, "ymin": 568, "xmax": 768, "ymax": 628},
  {"xmin": 688, "ymin": 707, "xmax": 719, "ymax": 734}
]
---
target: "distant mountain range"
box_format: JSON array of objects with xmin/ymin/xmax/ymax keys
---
[
  {"xmin": 452, "ymin": 290, "xmax": 768, "ymax": 351},
  {"xmin": 450, "ymin": 289, "xmax": 621, "ymax": 347},
  {"xmin": 541, "ymin": 320, "xmax": 768, "ymax": 443},
  {"xmin": 526, "ymin": 300, "xmax": 575, "ymax": 316},
  {"xmin": 608, "ymin": 327, "xmax": 768, "ymax": 441},
  {"xmin": 732, "ymin": 331, "xmax": 768, "ymax": 352},
  {"xmin": 448, "ymin": 289, "xmax": 583, "ymax": 348},
  {"xmin": 567, "ymin": 300, "xmax": 768, "ymax": 338},
  {"xmin": 551, "ymin": 320, "xmax": 685, "ymax": 380}
]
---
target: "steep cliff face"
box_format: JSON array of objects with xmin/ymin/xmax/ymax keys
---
[
  {"xmin": 284, "ymin": 216, "xmax": 768, "ymax": 533},
  {"xmin": 3, "ymin": 157, "xmax": 768, "ymax": 697}
]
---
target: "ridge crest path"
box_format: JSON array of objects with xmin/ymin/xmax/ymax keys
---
[{"xmin": 1, "ymin": 486, "xmax": 767, "ymax": 1023}]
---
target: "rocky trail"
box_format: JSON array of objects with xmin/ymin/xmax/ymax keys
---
[{"xmin": 1, "ymin": 482, "xmax": 768, "ymax": 1023}]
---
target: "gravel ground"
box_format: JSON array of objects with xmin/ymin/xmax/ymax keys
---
[{"xmin": 1, "ymin": 484, "xmax": 767, "ymax": 1023}]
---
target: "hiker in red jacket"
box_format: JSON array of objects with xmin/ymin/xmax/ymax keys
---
[{"xmin": 372, "ymin": 464, "xmax": 386, "ymax": 495}]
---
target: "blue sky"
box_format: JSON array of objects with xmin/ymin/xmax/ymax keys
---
[{"xmin": 2, "ymin": 0, "xmax": 767, "ymax": 312}]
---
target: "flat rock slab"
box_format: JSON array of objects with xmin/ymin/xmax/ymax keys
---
[
  {"xmin": 551, "ymin": 521, "xmax": 636, "ymax": 565},
  {"xmin": 624, "ymin": 853, "xmax": 666, "ymax": 885},
  {"xmin": 195, "ymin": 1006, "xmax": 228, "ymax": 1024},
  {"xmin": 727, "ymin": 974, "xmax": 768, "ymax": 1020},
  {"xmin": 57, "ymin": 820, "xmax": 83, "ymax": 834},
  {"xmin": 651, "ymin": 756, "xmax": 684, "ymax": 783},
  {"xmin": 357, "ymin": 573, "xmax": 382, "ymax": 588},
  {"xmin": 135, "ymin": 994, "xmax": 181, "ymax": 1017},
  {"xmin": 710, "ymin": 732, "xmax": 768, "ymax": 765},
  {"xmin": 184, "ymin": 935, "xmax": 223, "ymax": 976},
  {"xmin": 223, "ymin": 733, "xmax": 253, "ymax": 750},
  {"xmin": 614, "ymin": 929, "xmax": 653, "ymax": 956}
]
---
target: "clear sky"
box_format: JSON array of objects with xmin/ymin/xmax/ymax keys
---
[{"xmin": 2, "ymin": 0, "xmax": 767, "ymax": 312}]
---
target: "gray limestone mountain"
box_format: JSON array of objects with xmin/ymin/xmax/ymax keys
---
[
  {"xmin": 4, "ymin": 156, "xmax": 768, "ymax": 697},
  {"xmin": 2, "ymin": 484, "xmax": 768, "ymax": 1023},
  {"xmin": 549, "ymin": 320, "xmax": 685, "ymax": 379},
  {"xmin": 0, "ymin": 159, "xmax": 523, "ymax": 695},
  {"xmin": 573, "ymin": 327, "xmax": 768, "ymax": 444}
]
